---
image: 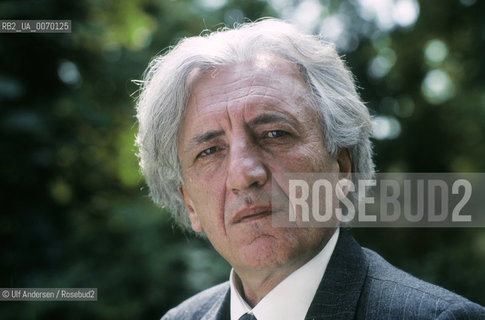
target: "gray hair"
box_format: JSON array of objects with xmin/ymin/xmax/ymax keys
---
[{"xmin": 135, "ymin": 18, "xmax": 374, "ymax": 231}]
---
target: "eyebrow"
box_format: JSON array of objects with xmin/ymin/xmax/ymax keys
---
[
  {"xmin": 190, "ymin": 130, "xmax": 225, "ymax": 146},
  {"xmin": 247, "ymin": 113, "xmax": 297, "ymax": 128}
]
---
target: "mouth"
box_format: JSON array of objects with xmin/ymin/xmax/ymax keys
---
[{"xmin": 232, "ymin": 206, "xmax": 276, "ymax": 224}]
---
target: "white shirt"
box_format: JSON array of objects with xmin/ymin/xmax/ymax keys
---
[{"xmin": 230, "ymin": 228, "xmax": 340, "ymax": 320}]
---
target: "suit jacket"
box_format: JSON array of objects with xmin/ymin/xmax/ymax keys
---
[{"xmin": 161, "ymin": 229, "xmax": 485, "ymax": 319}]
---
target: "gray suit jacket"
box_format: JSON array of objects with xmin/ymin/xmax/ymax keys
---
[{"xmin": 161, "ymin": 229, "xmax": 485, "ymax": 319}]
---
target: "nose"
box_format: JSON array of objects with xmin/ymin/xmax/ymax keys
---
[{"xmin": 226, "ymin": 140, "xmax": 268, "ymax": 192}]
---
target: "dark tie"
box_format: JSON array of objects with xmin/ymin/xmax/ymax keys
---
[{"xmin": 239, "ymin": 313, "xmax": 257, "ymax": 320}]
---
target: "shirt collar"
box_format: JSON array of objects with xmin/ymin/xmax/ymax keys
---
[{"xmin": 230, "ymin": 228, "xmax": 340, "ymax": 320}]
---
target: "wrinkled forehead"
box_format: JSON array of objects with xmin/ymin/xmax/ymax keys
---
[{"xmin": 185, "ymin": 54, "xmax": 310, "ymax": 103}]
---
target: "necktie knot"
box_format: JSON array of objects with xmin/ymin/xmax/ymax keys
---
[{"xmin": 239, "ymin": 313, "xmax": 257, "ymax": 320}]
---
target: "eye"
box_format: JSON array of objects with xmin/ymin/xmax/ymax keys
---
[
  {"xmin": 196, "ymin": 146, "xmax": 219, "ymax": 159},
  {"xmin": 264, "ymin": 130, "xmax": 289, "ymax": 138}
]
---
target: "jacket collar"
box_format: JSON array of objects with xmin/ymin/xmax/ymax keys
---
[
  {"xmin": 201, "ymin": 284, "xmax": 230, "ymax": 320},
  {"xmin": 305, "ymin": 228, "xmax": 368, "ymax": 320}
]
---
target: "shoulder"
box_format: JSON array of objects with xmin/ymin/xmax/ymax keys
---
[
  {"xmin": 359, "ymin": 248, "xmax": 485, "ymax": 319},
  {"xmin": 161, "ymin": 281, "xmax": 230, "ymax": 320}
]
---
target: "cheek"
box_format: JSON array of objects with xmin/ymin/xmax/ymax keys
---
[
  {"xmin": 187, "ymin": 173, "xmax": 227, "ymax": 225},
  {"xmin": 275, "ymin": 145, "xmax": 329, "ymax": 173},
  {"xmin": 299, "ymin": 136, "xmax": 334, "ymax": 171},
  {"xmin": 193, "ymin": 186, "xmax": 217, "ymax": 214}
]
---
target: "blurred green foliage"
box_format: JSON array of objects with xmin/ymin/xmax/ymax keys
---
[{"xmin": 0, "ymin": 0, "xmax": 484, "ymax": 318}]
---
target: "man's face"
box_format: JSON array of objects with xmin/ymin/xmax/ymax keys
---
[{"xmin": 177, "ymin": 55, "xmax": 346, "ymax": 273}]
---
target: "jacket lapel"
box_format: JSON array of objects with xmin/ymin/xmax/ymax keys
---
[
  {"xmin": 305, "ymin": 228, "xmax": 368, "ymax": 320},
  {"xmin": 201, "ymin": 284, "xmax": 230, "ymax": 320}
]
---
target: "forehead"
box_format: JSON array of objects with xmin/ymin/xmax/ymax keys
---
[
  {"xmin": 184, "ymin": 55, "xmax": 311, "ymax": 119},
  {"xmin": 191, "ymin": 55, "xmax": 304, "ymax": 93}
]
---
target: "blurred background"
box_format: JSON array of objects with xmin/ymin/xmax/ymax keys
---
[{"xmin": 0, "ymin": 0, "xmax": 484, "ymax": 318}]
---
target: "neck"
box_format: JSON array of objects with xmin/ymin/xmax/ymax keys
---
[{"xmin": 233, "ymin": 260, "xmax": 298, "ymax": 306}]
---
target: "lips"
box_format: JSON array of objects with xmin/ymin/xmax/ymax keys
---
[{"xmin": 232, "ymin": 205, "xmax": 275, "ymax": 224}]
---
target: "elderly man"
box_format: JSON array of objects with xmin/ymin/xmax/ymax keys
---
[{"xmin": 136, "ymin": 19, "xmax": 484, "ymax": 320}]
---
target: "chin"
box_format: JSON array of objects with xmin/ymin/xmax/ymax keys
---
[{"xmin": 238, "ymin": 234, "xmax": 298, "ymax": 270}]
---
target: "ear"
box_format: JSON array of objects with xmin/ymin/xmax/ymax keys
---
[
  {"xmin": 337, "ymin": 148, "xmax": 352, "ymax": 180},
  {"xmin": 336, "ymin": 148, "xmax": 352, "ymax": 198},
  {"xmin": 179, "ymin": 186, "xmax": 203, "ymax": 233}
]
